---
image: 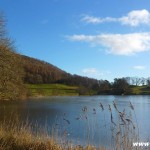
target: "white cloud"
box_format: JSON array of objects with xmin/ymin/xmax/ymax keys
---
[
  {"xmin": 120, "ymin": 9, "xmax": 150, "ymax": 26},
  {"xmin": 81, "ymin": 15, "xmax": 117, "ymax": 24},
  {"xmin": 82, "ymin": 68, "xmax": 101, "ymax": 75},
  {"xmin": 133, "ymin": 65, "xmax": 146, "ymax": 70},
  {"xmin": 68, "ymin": 32, "xmax": 150, "ymax": 55},
  {"xmin": 82, "ymin": 68, "xmax": 111, "ymax": 79},
  {"xmin": 82, "ymin": 9, "xmax": 150, "ymax": 26}
]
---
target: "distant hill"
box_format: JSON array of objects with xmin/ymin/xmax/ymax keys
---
[
  {"xmin": 21, "ymin": 55, "xmax": 99, "ymax": 91},
  {"xmin": 21, "ymin": 55, "xmax": 69, "ymax": 84}
]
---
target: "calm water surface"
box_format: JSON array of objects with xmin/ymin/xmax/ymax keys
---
[{"xmin": 0, "ymin": 95, "xmax": 150, "ymax": 147}]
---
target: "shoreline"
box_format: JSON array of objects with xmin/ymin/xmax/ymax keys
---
[{"xmin": 1, "ymin": 93, "xmax": 150, "ymax": 102}]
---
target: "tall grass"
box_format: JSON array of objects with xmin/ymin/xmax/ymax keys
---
[
  {"xmin": 0, "ymin": 116, "xmax": 105, "ymax": 150},
  {"xmin": 0, "ymin": 101, "xmax": 139, "ymax": 150},
  {"xmin": 0, "ymin": 118, "xmax": 59, "ymax": 150}
]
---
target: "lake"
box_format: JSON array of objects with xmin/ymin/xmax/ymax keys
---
[{"xmin": 0, "ymin": 95, "xmax": 150, "ymax": 148}]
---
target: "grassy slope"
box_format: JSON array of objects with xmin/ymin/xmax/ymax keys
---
[
  {"xmin": 27, "ymin": 84, "xmax": 150, "ymax": 97},
  {"xmin": 130, "ymin": 86, "xmax": 150, "ymax": 95},
  {"xmin": 27, "ymin": 84, "xmax": 79, "ymax": 97}
]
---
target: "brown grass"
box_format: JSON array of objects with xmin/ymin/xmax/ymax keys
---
[{"xmin": 0, "ymin": 119, "xmax": 105, "ymax": 150}]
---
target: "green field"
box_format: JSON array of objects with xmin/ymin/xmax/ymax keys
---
[
  {"xmin": 27, "ymin": 84, "xmax": 150, "ymax": 97},
  {"xmin": 27, "ymin": 84, "xmax": 79, "ymax": 97},
  {"xmin": 131, "ymin": 86, "xmax": 150, "ymax": 95}
]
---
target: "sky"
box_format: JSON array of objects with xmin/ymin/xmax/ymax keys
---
[{"xmin": 0, "ymin": 0, "xmax": 150, "ymax": 81}]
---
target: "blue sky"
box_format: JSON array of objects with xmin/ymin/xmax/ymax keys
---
[{"xmin": 0, "ymin": 0, "xmax": 150, "ymax": 81}]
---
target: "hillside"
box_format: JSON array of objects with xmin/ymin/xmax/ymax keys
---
[
  {"xmin": 21, "ymin": 55, "xmax": 99, "ymax": 93},
  {"xmin": 21, "ymin": 55, "xmax": 69, "ymax": 84}
]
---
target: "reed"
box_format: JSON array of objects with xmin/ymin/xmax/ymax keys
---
[
  {"xmin": 0, "ymin": 117, "xmax": 105, "ymax": 150},
  {"xmin": 109, "ymin": 100, "xmax": 139, "ymax": 150},
  {"xmin": 0, "ymin": 101, "xmax": 139, "ymax": 150}
]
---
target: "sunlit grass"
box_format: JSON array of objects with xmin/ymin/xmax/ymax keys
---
[
  {"xmin": 131, "ymin": 85, "xmax": 150, "ymax": 95},
  {"xmin": 26, "ymin": 83, "xmax": 150, "ymax": 97},
  {"xmin": 26, "ymin": 84, "xmax": 79, "ymax": 97}
]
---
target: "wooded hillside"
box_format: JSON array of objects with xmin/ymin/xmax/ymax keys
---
[
  {"xmin": 22, "ymin": 55, "xmax": 68, "ymax": 84},
  {"xmin": 21, "ymin": 54, "xmax": 100, "ymax": 95}
]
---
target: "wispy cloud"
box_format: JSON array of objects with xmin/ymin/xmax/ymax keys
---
[
  {"xmin": 82, "ymin": 15, "xmax": 117, "ymax": 24},
  {"xmin": 82, "ymin": 9, "xmax": 150, "ymax": 26},
  {"xmin": 82, "ymin": 68, "xmax": 102, "ymax": 75},
  {"xmin": 82, "ymin": 68, "xmax": 111, "ymax": 78},
  {"xmin": 133, "ymin": 65, "xmax": 146, "ymax": 70},
  {"xmin": 67, "ymin": 32, "xmax": 150, "ymax": 55}
]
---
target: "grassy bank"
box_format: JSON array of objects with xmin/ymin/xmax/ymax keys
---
[
  {"xmin": 27, "ymin": 84, "xmax": 79, "ymax": 97},
  {"xmin": 0, "ymin": 119, "xmax": 104, "ymax": 150},
  {"xmin": 27, "ymin": 84, "xmax": 150, "ymax": 97},
  {"xmin": 130, "ymin": 86, "xmax": 150, "ymax": 95}
]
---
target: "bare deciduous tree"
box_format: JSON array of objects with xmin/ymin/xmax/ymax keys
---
[{"xmin": 0, "ymin": 14, "xmax": 26, "ymax": 100}]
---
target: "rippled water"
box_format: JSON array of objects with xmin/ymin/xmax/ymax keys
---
[{"xmin": 0, "ymin": 95, "xmax": 150, "ymax": 147}]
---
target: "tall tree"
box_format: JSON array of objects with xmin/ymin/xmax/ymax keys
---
[
  {"xmin": 0, "ymin": 14, "xmax": 26, "ymax": 100},
  {"xmin": 98, "ymin": 80, "xmax": 111, "ymax": 94},
  {"xmin": 147, "ymin": 78, "xmax": 150, "ymax": 87},
  {"xmin": 112, "ymin": 78, "xmax": 130, "ymax": 95}
]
